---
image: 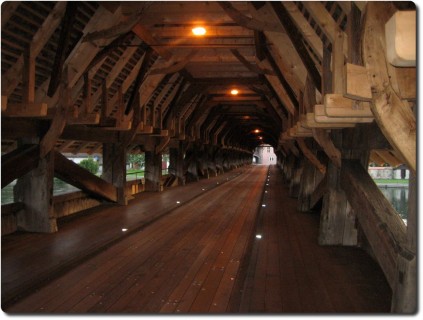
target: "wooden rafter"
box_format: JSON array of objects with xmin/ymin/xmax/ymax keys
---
[
  {"xmin": 248, "ymin": 3, "xmax": 308, "ymax": 90},
  {"xmin": 282, "ymin": 2, "xmax": 323, "ymax": 60},
  {"xmin": 47, "ymin": 2, "xmax": 78, "ymax": 97},
  {"xmin": 270, "ymin": 2, "xmax": 322, "ymax": 93},
  {"xmin": 301, "ymin": 1, "xmax": 348, "ymax": 57},
  {"xmin": 230, "ymin": 49, "xmax": 275, "ymax": 75},
  {"xmin": 83, "ymin": 3, "xmax": 151, "ymax": 43},
  {"xmin": 125, "ymin": 48, "xmax": 155, "ymax": 115},
  {"xmin": 34, "ymin": 6, "xmax": 122, "ymax": 107},
  {"xmin": 83, "ymin": 32, "xmax": 133, "ymax": 76},
  {"xmin": 2, "ymin": 1, "xmax": 67, "ymax": 97},
  {"xmin": 218, "ymin": 2, "xmax": 283, "ymax": 32},
  {"xmin": 1, "ymin": 1, "xmax": 20, "ymax": 28},
  {"xmin": 149, "ymin": 50, "xmax": 198, "ymax": 75}
]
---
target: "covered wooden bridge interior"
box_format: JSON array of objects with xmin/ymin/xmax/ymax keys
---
[{"xmin": 1, "ymin": 0, "xmax": 417, "ymax": 314}]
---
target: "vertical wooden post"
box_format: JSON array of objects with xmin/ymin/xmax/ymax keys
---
[
  {"xmin": 318, "ymin": 10, "xmax": 362, "ymax": 245},
  {"xmin": 289, "ymin": 158, "xmax": 303, "ymax": 198},
  {"xmin": 198, "ymin": 147, "xmax": 210, "ymax": 179},
  {"xmin": 207, "ymin": 147, "xmax": 218, "ymax": 177},
  {"xmin": 187, "ymin": 150, "xmax": 199, "ymax": 182},
  {"xmin": 169, "ymin": 143, "xmax": 185, "ymax": 186},
  {"xmin": 102, "ymin": 143, "xmax": 127, "ymax": 205},
  {"xmin": 297, "ymin": 151, "xmax": 324, "ymax": 212},
  {"xmin": 23, "ymin": 46, "xmax": 35, "ymax": 104},
  {"xmin": 145, "ymin": 150, "xmax": 162, "ymax": 192},
  {"xmin": 14, "ymin": 148, "xmax": 57, "ymax": 233},
  {"xmin": 318, "ymin": 157, "xmax": 357, "ymax": 246}
]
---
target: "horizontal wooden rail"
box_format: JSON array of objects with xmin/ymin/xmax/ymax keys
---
[{"xmin": 340, "ymin": 160, "xmax": 414, "ymax": 289}]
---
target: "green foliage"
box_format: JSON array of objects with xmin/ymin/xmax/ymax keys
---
[
  {"xmin": 79, "ymin": 157, "xmax": 99, "ymax": 175},
  {"xmin": 128, "ymin": 153, "xmax": 145, "ymax": 169}
]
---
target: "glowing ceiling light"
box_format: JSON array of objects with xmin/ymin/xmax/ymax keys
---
[
  {"xmin": 192, "ymin": 26, "xmax": 206, "ymax": 36},
  {"xmin": 230, "ymin": 89, "xmax": 239, "ymax": 95}
]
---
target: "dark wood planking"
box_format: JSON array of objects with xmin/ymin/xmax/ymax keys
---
[
  {"xmin": 2, "ymin": 168, "xmax": 245, "ymax": 310},
  {"xmin": 235, "ymin": 165, "xmax": 391, "ymax": 313},
  {"xmin": 6, "ymin": 166, "xmax": 266, "ymax": 313},
  {"xmin": 4, "ymin": 165, "xmax": 392, "ymax": 313}
]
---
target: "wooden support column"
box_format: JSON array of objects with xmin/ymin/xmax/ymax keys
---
[
  {"xmin": 289, "ymin": 158, "xmax": 303, "ymax": 198},
  {"xmin": 169, "ymin": 143, "xmax": 185, "ymax": 186},
  {"xmin": 144, "ymin": 150, "xmax": 162, "ymax": 192},
  {"xmin": 317, "ymin": 8, "xmax": 363, "ymax": 246},
  {"xmin": 215, "ymin": 150, "xmax": 224, "ymax": 174},
  {"xmin": 297, "ymin": 149, "xmax": 325, "ymax": 212},
  {"xmin": 222, "ymin": 151, "xmax": 231, "ymax": 172},
  {"xmin": 197, "ymin": 147, "xmax": 210, "ymax": 179},
  {"xmin": 186, "ymin": 147, "xmax": 199, "ymax": 182},
  {"xmin": 319, "ymin": 157, "xmax": 357, "ymax": 246},
  {"xmin": 13, "ymin": 150, "xmax": 57, "ymax": 233},
  {"xmin": 102, "ymin": 143, "xmax": 127, "ymax": 204},
  {"xmin": 207, "ymin": 147, "xmax": 218, "ymax": 177}
]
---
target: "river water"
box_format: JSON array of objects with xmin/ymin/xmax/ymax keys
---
[{"xmin": 378, "ymin": 186, "xmax": 408, "ymax": 220}]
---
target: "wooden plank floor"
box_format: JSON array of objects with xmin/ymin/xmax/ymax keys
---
[
  {"xmin": 235, "ymin": 165, "xmax": 392, "ymax": 313},
  {"xmin": 3, "ymin": 165, "xmax": 266, "ymax": 313},
  {"xmin": 3, "ymin": 165, "xmax": 392, "ymax": 313},
  {"xmin": 1, "ymin": 167, "xmax": 245, "ymax": 308}
]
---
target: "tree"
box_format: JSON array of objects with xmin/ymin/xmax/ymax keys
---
[
  {"xmin": 79, "ymin": 157, "xmax": 99, "ymax": 175},
  {"xmin": 128, "ymin": 153, "xmax": 145, "ymax": 169}
]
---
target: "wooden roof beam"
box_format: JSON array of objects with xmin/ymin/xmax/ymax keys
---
[
  {"xmin": 125, "ymin": 48, "xmax": 155, "ymax": 115},
  {"xmin": 47, "ymin": 2, "xmax": 78, "ymax": 97},
  {"xmin": 270, "ymin": 2, "xmax": 322, "ymax": 93},
  {"xmin": 248, "ymin": 3, "xmax": 307, "ymax": 92},
  {"xmin": 281, "ymin": 2, "xmax": 323, "ymax": 61},
  {"xmin": 83, "ymin": 3, "xmax": 151, "ymax": 43},
  {"xmin": 2, "ymin": 2, "xmax": 67, "ymax": 97},
  {"xmin": 218, "ymin": 2, "xmax": 284, "ymax": 32},
  {"xmin": 34, "ymin": 6, "xmax": 122, "ymax": 107},
  {"xmin": 257, "ymin": 59, "xmax": 296, "ymax": 116},
  {"xmin": 230, "ymin": 49, "xmax": 275, "ymax": 75},
  {"xmin": 301, "ymin": 1, "xmax": 348, "ymax": 57},
  {"xmin": 1, "ymin": 1, "xmax": 20, "ymax": 28},
  {"xmin": 149, "ymin": 50, "xmax": 198, "ymax": 75}
]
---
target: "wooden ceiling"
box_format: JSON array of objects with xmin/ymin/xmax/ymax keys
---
[{"xmin": 1, "ymin": 1, "xmax": 358, "ymax": 155}]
